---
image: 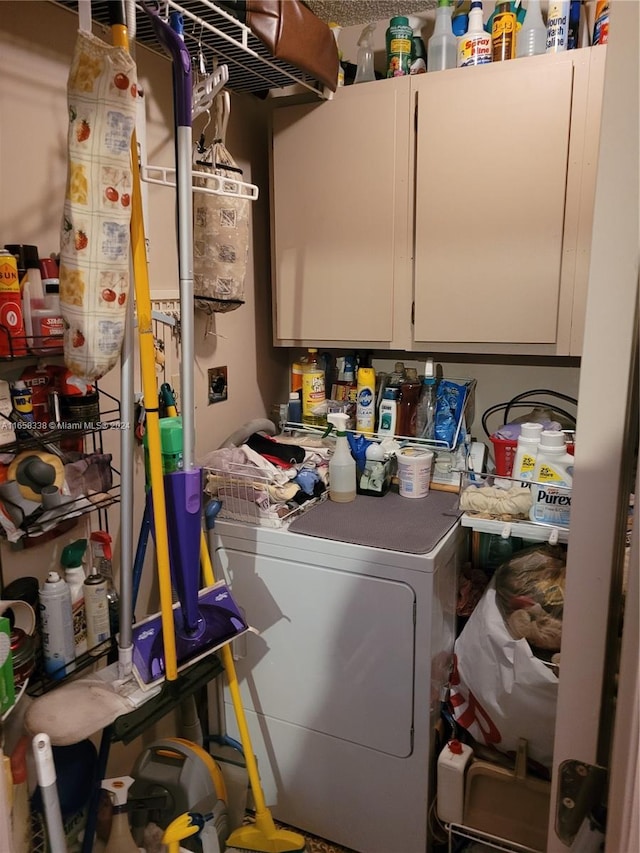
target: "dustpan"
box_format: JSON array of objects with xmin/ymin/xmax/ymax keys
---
[{"xmin": 463, "ymin": 738, "xmax": 551, "ymax": 851}]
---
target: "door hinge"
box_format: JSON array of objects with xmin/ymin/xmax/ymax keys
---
[{"xmin": 555, "ymin": 759, "xmax": 607, "ymax": 847}]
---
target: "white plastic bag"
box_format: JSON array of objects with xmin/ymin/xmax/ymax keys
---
[{"xmin": 450, "ymin": 582, "xmax": 558, "ymax": 768}]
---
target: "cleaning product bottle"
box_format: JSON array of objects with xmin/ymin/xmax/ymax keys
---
[
  {"xmin": 398, "ymin": 369, "xmax": 422, "ymax": 437},
  {"xmin": 516, "ymin": 0, "xmax": 547, "ymax": 57},
  {"xmin": 328, "ymin": 23, "xmax": 345, "ymax": 87},
  {"xmin": 416, "ymin": 358, "xmax": 438, "ymax": 439},
  {"xmin": 38, "ymin": 571, "xmax": 76, "ymax": 679},
  {"xmin": 436, "ymin": 739, "xmax": 474, "ymax": 825},
  {"xmin": 61, "ymin": 538, "xmax": 88, "ymax": 659},
  {"xmin": 378, "ymin": 386, "xmax": 399, "ymax": 437},
  {"xmin": 386, "ymin": 16, "xmax": 413, "ymax": 77},
  {"xmin": 407, "ymin": 16, "xmax": 427, "ymax": 74},
  {"xmin": 492, "ymin": 1, "xmax": 517, "ymax": 61},
  {"xmin": 567, "ymin": 0, "xmax": 582, "ymax": 48},
  {"xmin": 102, "ymin": 777, "xmax": 140, "ymax": 853},
  {"xmin": 354, "ymin": 23, "xmax": 377, "ymax": 83},
  {"xmin": 529, "ymin": 430, "xmax": 573, "ymax": 526},
  {"xmin": 327, "ymin": 412, "xmax": 356, "ymax": 502},
  {"xmin": 356, "ymin": 365, "xmax": 376, "ymax": 436},
  {"xmin": 512, "ymin": 422, "xmax": 543, "ymax": 482},
  {"xmin": 90, "ymin": 530, "xmax": 119, "ymax": 636},
  {"xmin": 546, "ymin": 0, "xmax": 571, "ymax": 52},
  {"xmin": 427, "ymin": 0, "xmax": 457, "ymax": 72},
  {"xmin": 84, "ymin": 569, "xmax": 111, "ymax": 654},
  {"xmin": 302, "ymin": 348, "xmax": 327, "ymax": 427},
  {"xmin": 592, "ymin": 0, "xmax": 609, "ymax": 45},
  {"xmin": 457, "ymin": 1, "xmax": 492, "ymax": 67}
]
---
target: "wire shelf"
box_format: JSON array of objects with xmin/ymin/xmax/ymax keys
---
[{"xmin": 448, "ymin": 822, "xmax": 543, "ymax": 853}]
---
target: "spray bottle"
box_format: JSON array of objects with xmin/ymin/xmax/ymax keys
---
[
  {"xmin": 90, "ymin": 530, "xmax": 119, "ymax": 635},
  {"xmin": 416, "ymin": 359, "xmax": 437, "ymax": 440},
  {"xmin": 407, "ymin": 16, "xmax": 427, "ymax": 74},
  {"xmin": 327, "ymin": 413, "xmax": 356, "ymax": 503},
  {"xmin": 355, "ymin": 23, "xmax": 377, "ymax": 83},
  {"xmin": 516, "ymin": 0, "xmax": 547, "ymax": 57},
  {"xmin": 427, "ymin": 0, "xmax": 457, "ymax": 72},
  {"xmin": 457, "ymin": 1, "xmax": 492, "ymax": 67},
  {"xmin": 102, "ymin": 777, "xmax": 140, "ymax": 853},
  {"xmin": 61, "ymin": 538, "xmax": 88, "ymax": 659}
]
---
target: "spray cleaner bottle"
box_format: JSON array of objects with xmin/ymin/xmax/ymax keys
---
[
  {"xmin": 90, "ymin": 530, "xmax": 119, "ymax": 635},
  {"xmin": 61, "ymin": 539, "xmax": 88, "ymax": 659},
  {"xmin": 327, "ymin": 413, "xmax": 356, "ymax": 503},
  {"xmin": 354, "ymin": 23, "xmax": 377, "ymax": 83},
  {"xmin": 457, "ymin": 1, "xmax": 492, "ymax": 66}
]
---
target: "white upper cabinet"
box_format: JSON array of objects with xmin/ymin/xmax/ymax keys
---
[{"xmin": 270, "ymin": 47, "xmax": 606, "ymax": 355}]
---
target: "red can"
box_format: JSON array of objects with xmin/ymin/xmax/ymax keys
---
[{"xmin": 0, "ymin": 249, "xmax": 27, "ymax": 357}]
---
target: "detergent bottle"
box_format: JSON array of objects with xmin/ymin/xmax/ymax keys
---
[
  {"xmin": 354, "ymin": 23, "xmax": 377, "ymax": 83},
  {"xmin": 327, "ymin": 413, "xmax": 356, "ymax": 502},
  {"xmin": 512, "ymin": 422, "xmax": 543, "ymax": 482},
  {"xmin": 529, "ymin": 430, "xmax": 573, "ymax": 526}
]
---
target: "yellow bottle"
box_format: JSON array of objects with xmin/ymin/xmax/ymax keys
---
[
  {"xmin": 356, "ymin": 366, "xmax": 376, "ymax": 436},
  {"xmin": 301, "ymin": 348, "xmax": 326, "ymax": 427}
]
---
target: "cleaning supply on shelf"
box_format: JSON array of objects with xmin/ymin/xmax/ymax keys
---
[
  {"xmin": 512, "ymin": 422, "xmax": 543, "ymax": 482},
  {"xmin": 378, "ymin": 386, "xmax": 399, "ymax": 437},
  {"xmin": 302, "ymin": 347, "xmax": 327, "ymax": 427},
  {"xmin": 102, "ymin": 777, "xmax": 139, "ymax": 853},
  {"xmin": 397, "ymin": 370, "xmax": 422, "ymax": 437},
  {"xmin": 428, "ymin": 0, "xmax": 457, "ymax": 71},
  {"xmin": 327, "ymin": 413, "xmax": 356, "ymax": 503},
  {"xmin": 83, "ymin": 569, "xmax": 111, "ymax": 654},
  {"xmin": 458, "ymin": 1, "xmax": 492, "ymax": 66},
  {"xmin": 416, "ymin": 358, "xmax": 438, "ymax": 439},
  {"xmin": 356, "ymin": 365, "xmax": 376, "ymax": 436},
  {"xmin": 0, "ymin": 249, "xmax": 27, "ymax": 357},
  {"xmin": 529, "ymin": 430, "xmax": 573, "ymax": 526},
  {"xmin": 287, "ymin": 391, "xmax": 302, "ymax": 424},
  {"xmin": 592, "ymin": 0, "xmax": 609, "ymax": 45},
  {"xmin": 329, "ymin": 23, "xmax": 345, "ymax": 87},
  {"xmin": 386, "ymin": 15, "xmax": 413, "ymax": 77},
  {"xmin": 354, "ymin": 23, "xmax": 377, "ymax": 83},
  {"xmin": 452, "ymin": 1, "xmax": 470, "ymax": 37},
  {"xmin": 90, "ymin": 530, "xmax": 119, "ymax": 636},
  {"xmin": 492, "ymin": 1, "xmax": 517, "ymax": 61},
  {"xmin": 61, "ymin": 539, "xmax": 88, "ymax": 659},
  {"xmin": 436, "ymin": 739, "xmax": 474, "ymax": 825},
  {"xmin": 407, "ymin": 16, "xmax": 427, "ymax": 74},
  {"xmin": 397, "ymin": 446, "xmax": 434, "ymax": 498},
  {"xmin": 516, "ymin": 0, "xmax": 548, "ymax": 57},
  {"xmin": 567, "ymin": 0, "xmax": 582, "ymax": 49},
  {"xmin": 546, "ymin": 0, "xmax": 571, "ymax": 52},
  {"xmin": 38, "ymin": 571, "xmax": 76, "ymax": 679}
]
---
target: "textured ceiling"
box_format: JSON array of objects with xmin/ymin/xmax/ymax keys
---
[{"xmin": 305, "ymin": 1, "xmax": 437, "ymax": 27}]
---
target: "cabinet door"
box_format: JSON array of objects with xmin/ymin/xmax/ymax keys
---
[
  {"xmin": 271, "ymin": 80, "xmax": 411, "ymax": 345},
  {"xmin": 413, "ymin": 59, "xmax": 573, "ymax": 345}
]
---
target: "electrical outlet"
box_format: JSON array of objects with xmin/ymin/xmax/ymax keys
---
[{"xmin": 208, "ymin": 366, "xmax": 228, "ymax": 405}]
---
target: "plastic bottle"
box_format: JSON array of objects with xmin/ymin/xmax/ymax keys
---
[
  {"xmin": 529, "ymin": 430, "xmax": 573, "ymax": 526},
  {"xmin": 567, "ymin": 0, "xmax": 582, "ymax": 49},
  {"xmin": 302, "ymin": 347, "xmax": 327, "ymax": 427},
  {"xmin": 398, "ymin": 371, "xmax": 422, "ymax": 437},
  {"xmin": 427, "ymin": 0, "xmax": 457, "ymax": 72},
  {"xmin": 84, "ymin": 571, "xmax": 111, "ymax": 653},
  {"xmin": 386, "ymin": 15, "xmax": 413, "ymax": 77},
  {"xmin": 516, "ymin": 0, "xmax": 547, "ymax": 57},
  {"xmin": 407, "ymin": 16, "xmax": 427, "ymax": 74},
  {"xmin": 378, "ymin": 386, "xmax": 399, "ymax": 437},
  {"xmin": 458, "ymin": 1, "xmax": 492, "ymax": 67},
  {"xmin": 328, "ymin": 23, "xmax": 345, "ymax": 87},
  {"xmin": 0, "ymin": 249, "xmax": 27, "ymax": 357},
  {"xmin": 288, "ymin": 391, "xmax": 302, "ymax": 423},
  {"xmin": 355, "ymin": 23, "xmax": 377, "ymax": 83},
  {"xmin": 492, "ymin": 1, "xmax": 517, "ymax": 61},
  {"xmin": 90, "ymin": 530, "xmax": 119, "ymax": 636},
  {"xmin": 327, "ymin": 413, "xmax": 356, "ymax": 502},
  {"xmin": 291, "ymin": 352, "xmax": 307, "ymax": 394},
  {"xmin": 103, "ymin": 777, "xmax": 139, "ymax": 853},
  {"xmin": 38, "ymin": 571, "xmax": 76, "ymax": 679},
  {"xmin": 61, "ymin": 538, "xmax": 88, "ymax": 659},
  {"xmin": 436, "ymin": 739, "xmax": 474, "ymax": 825},
  {"xmin": 356, "ymin": 365, "xmax": 376, "ymax": 436},
  {"xmin": 416, "ymin": 358, "xmax": 438, "ymax": 439},
  {"xmin": 512, "ymin": 422, "xmax": 543, "ymax": 482},
  {"xmin": 546, "ymin": 0, "xmax": 571, "ymax": 52},
  {"xmin": 592, "ymin": 0, "xmax": 609, "ymax": 45}
]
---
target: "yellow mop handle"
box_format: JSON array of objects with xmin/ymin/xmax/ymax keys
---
[{"xmin": 112, "ymin": 21, "xmax": 178, "ymax": 681}]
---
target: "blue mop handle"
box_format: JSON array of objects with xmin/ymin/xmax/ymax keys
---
[{"xmin": 140, "ymin": 2, "xmax": 192, "ymax": 126}]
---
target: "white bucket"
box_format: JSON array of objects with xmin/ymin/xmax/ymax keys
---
[{"xmin": 397, "ymin": 447, "xmax": 434, "ymax": 498}]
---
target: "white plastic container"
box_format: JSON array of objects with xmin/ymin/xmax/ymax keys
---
[
  {"xmin": 546, "ymin": 0, "xmax": 571, "ymax": 52},
  {"xmin": 512, "ymin": 421, "xmax": 543, "ymax": 482},
  {"xmin": 397, "ymin": 447, "xmax": 434, "ymax": 498},
  {"xmin": 327, "ymin": 412, "xmax": 356, "ymax": 502},
  {"xmin": 457, "ymin": 0, "xmax": 492, "ymax": 67},
  {"xmin": 529, "ymin": 430, "xmax": 573, "ymax": 526},
  {"xmin": 64, "ymin": 564, "xmax": 88, "ymax": 659},
  {"xmin": 427, "ymin": 0, "xmax": 457, "ymax": 72},
  {"xmin": 517, "ymin": 0, "xmax": 548, "ymax": 57},
  {"xmin": 354, "ymin": 23, "xmax": 376, "ymax": 83},
  {"xmin": 437, "ymin": 739, "xmax": 474, "ymax": 825},
  {"xmin": 378, "ymin": 387, "xmax": 399, "ymax": 437}
]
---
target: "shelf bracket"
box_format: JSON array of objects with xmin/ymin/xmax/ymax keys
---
[{"xmin": 192, "ymin": 64, "xmax": 228, "ymax": 121}]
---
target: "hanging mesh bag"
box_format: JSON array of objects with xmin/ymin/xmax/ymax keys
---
[{"xmin": 193, "ymin": 137, "xmax": 249, "ymax": 314}]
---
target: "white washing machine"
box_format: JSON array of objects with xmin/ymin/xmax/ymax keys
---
[{"xmin": 211, "ymin": 516, "xmax": 466, "ymax": 853}]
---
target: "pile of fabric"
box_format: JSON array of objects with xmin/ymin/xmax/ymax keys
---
[{"xmin": 201, "ymin": 431, "xmax": 329, "ymax": 526}]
